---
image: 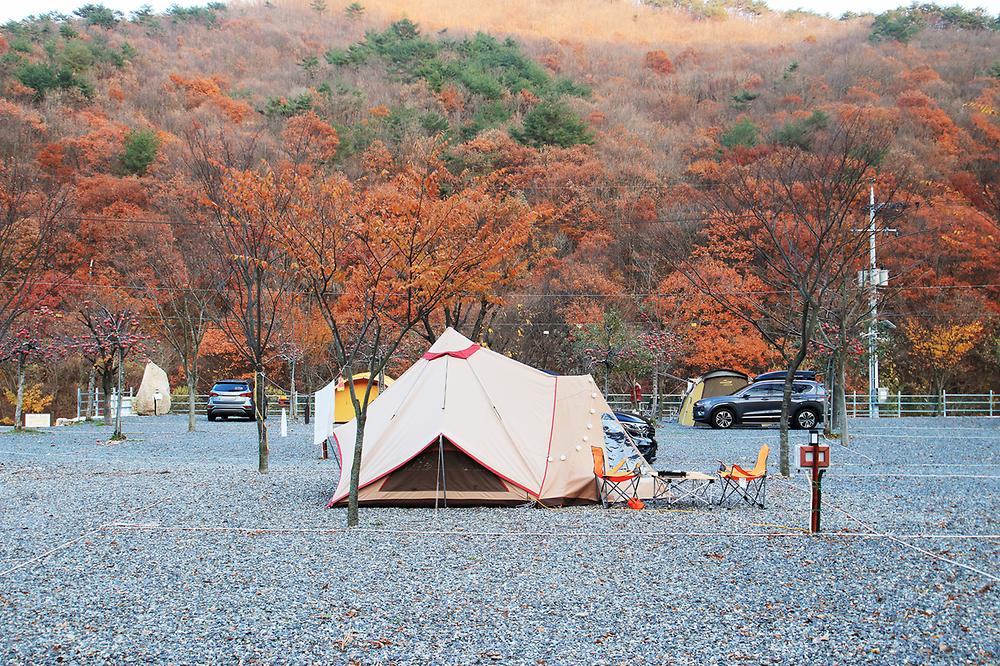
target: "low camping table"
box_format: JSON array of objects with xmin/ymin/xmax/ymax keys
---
[{"xmin": 650, "ymin": 471, "xmax": 716, "ymax": 507}]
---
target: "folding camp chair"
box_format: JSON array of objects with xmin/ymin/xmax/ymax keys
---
[
  {"xmin": 717, "ymin": 444, "xmax": 769, "ymax": 508},
  {"xmin": 591, "ymin": 446, "xmax": 641, "ymax": 509}
]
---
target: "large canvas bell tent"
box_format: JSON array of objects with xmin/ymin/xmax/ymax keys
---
[
  {"xmin": 677, "ymin": 369, "xmax": 750, "ymax": 426},
  {"xmin": 326, "ymin": 328, "xmax": 651, "ymax": 507}
]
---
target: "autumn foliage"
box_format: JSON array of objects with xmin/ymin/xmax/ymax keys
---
[{"xmin": 0, "ymin": 0, "xmax": 997, "ymax": 422}]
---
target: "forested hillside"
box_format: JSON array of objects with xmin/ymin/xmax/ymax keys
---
[{"xmin": 1, "ymin": 0, "xmax": 999, "ymax": 418}]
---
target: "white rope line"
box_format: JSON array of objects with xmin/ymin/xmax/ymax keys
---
[
  {"xmin": 835, "ymin": 464, "xmax": 1000, "ymax": 468},
  {"xmin": 0, "ymin": 528, "xmax": 105, "ymax": 578},
  {"xmin": 776, "ymin": 478, "xmax": 1000, "ymax": 582},
  {"xmin": 101, "ymin": 522, "xmax": 1000, "ymax": 541},
  {"xmin": 857, "ymin": 434, "xmax": 1000, "ymax": 440},
  {"xmin": 0, "ymin": 498, "xmax": 168, "ymax": 578},
  {"xmin": 834, "ymin": 473, "xmax": 1000, "ymax": 479}
]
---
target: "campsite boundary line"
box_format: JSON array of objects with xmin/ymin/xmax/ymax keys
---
[
  {"xmin": 776, "ymin": 478, "xmax": 1000, "ymax": 583},
  {"xmin": 833, "ymin": 473, "xmax": 1000, "ymax": 479},
  {"xmin": 0, "ymin": 498, "xmax": 169, "ymax": 579},
  {"xmin": 101, "ymin": 522, "xmax": 1000, "ymax": 541}
]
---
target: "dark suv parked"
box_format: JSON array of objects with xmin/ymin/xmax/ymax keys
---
[
  {"xmin": 613, "ymin": 410, "xmax": 657, "ymax": 462},
  {"xmin": 693, "ymin": 380, "xmax": 824, "ymax": 430},
  {"xmin": 207, "ymin": 380, "xmax": 256, "ymax": 421}
]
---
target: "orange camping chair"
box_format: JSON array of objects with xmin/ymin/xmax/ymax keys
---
[
  {"xmin": 717, "ymin": 444, "xmax": 769, "ymax": 508},
  {"xmin": 591, "ymin": 447, "xmax": 641, "ymax": 509}
]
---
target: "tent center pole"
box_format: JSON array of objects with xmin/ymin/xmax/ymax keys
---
[{"xmin": 439, "ymin": 435, "xmax": 448, "ymax": 509}]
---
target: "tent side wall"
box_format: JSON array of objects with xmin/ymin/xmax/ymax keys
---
[{"xmin": 677, "ymin": 381, "xmax": 705, "ymax": 427}]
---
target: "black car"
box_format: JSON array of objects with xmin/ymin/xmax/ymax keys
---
[
  {"xmin": 207, "ymin": 380, "xmax": 256, "ymax": 421},
  {"xmin": 613, "ymin": 410, "xmax": 658, "ymax": 462},
  {"xmin": 753, "ymin": 370, "xmax": 816, "ymax": 383},
  {"xmin": 693, "ymin": 380, "xmax": 824, "ymax": 430}
]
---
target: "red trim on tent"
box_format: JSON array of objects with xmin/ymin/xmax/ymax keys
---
[
  {"xmin": 537, "ymin": 376, "xmax": 559, "ymax": 495},
  {"xmin": 326, "ymin": 433, "xmax": 542, "ymax": 506},
  {"xmin": 422, "ymin": 343, "xmax": 481, "ymax": 361}
]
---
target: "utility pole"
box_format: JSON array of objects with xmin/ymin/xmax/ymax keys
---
[
  {"xmin": 868, "ymin": 178, "xmax": 879, "ymax": 419},
  {"xmin": 863, "ymin": 179, "xmax": 900, "ymax": 419}
]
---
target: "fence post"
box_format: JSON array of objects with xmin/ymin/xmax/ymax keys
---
[
  {"xmin": 897, "ymin": 391, "xmax": 902, "ymax": 418},
  {"xmin": 942, "ymin": 390, "xmax": 947, "ymax": 417},
  {"xmin": 991, "ymin": 390, "xmax": 995, "ymax": 417}
]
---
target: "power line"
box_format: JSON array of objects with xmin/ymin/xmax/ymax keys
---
[{"xmin": 9, "ymin": 280, "xmax": 1000, "ymax": 296}]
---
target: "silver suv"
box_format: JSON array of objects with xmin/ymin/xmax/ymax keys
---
[{"xmin": 207, "ymin": 380, "xmax": 256, "ymax": 421}]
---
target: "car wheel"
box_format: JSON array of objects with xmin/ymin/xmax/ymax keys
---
[
  {"xmin": 207, "ymin": 413, "xmax": 216, "ymax": 422},
  {"xmin": 711, "ymin": 408, "xmax": 735, "ymax": 429},
  {"xmin": 794, "ymin": 408, "xmax": 819, "ymax": 430}
]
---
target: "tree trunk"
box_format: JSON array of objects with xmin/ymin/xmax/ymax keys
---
[
  {"xmin": 256, "ymin": 367, "xmax": 268, "ymax": 474},
  {"xmin": 651, "ymin": 356, "xmax": 660, "ymax": 420},
  {"xmin": 101, "ymin": 371, "xmax": 113, "ymax": 426},
  {"xmin": 836, "ymin": 354, "xmax": 849, "ymax": 446},
  {"xmin": 779, "ymin": 307, "xmax": 818, "ymax": 476},
  {"xmin": 113, "ymin": 349, "xmax": 125, "ymax": 439},
  {"xmin": 187, "ymin": 366, "xmax": 197, "ymax": 433},
  {"xmin": 823, "ymin": 356, "xmax": 836, "ymax": 438},
  {"xmin": 779, "ymin": 348, "xmax": 810, "ymax": 477},
  {"xmin": 85, "ymin": 368, "xmax": 96, "ymax": 419},
  {"xmin": 603, "ymin": 369, "xmax": 609, "ymax": 397},
  {"xmin": 347, "ymin": 409, "xmax": 367, "ymax": 527},
  {"xmin": 13, "ymin": 352, "xmax": 25, "ymax": 430},
  {"xmin": 290, "ymin": 358, "xmax": 297, "ymax": 421}
]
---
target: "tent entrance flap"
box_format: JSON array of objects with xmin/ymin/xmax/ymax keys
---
[{"xmin": 380, "ymin": 441, "xmax": 510, "ymax": 493}]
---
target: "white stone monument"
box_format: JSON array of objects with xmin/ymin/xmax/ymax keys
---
[{"xmin": 133, "ymin": 362, "xmax": 172, "ymax": 416}]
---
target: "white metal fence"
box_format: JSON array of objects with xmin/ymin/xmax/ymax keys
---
[
  {"xmin": 78, "ymin": 388, "xmax": 998, "ymax": 420},
  {"xmin": 165, "ymin": 393, "xmax": 314, "ymax": 417},
  {"xmin": 76, "ymin": 387, "xmax": 134, "ymax": 419},
  {"xmin": 845, "ymin": 391, "xmax": 998, "ymax": 418},
  {"xmin": 77, "ymin": 390, "xmax": 313, "ymax": 419},
  {"xmin": 608, "ymin": 391, "xmax": 999, "ymax": 419},
  {"xmin": 605, "ymin": 393, "xmax": 684, "ymax": 416}
]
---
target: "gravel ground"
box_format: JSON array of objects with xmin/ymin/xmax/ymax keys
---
[{"xmin": 1, "ymin": 414, "xmax": 997, "ymax": 664}]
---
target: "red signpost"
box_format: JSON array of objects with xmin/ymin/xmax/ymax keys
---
[{"xmin": 799, "ymin": 430, "xmax": 830, "ymax": 533}]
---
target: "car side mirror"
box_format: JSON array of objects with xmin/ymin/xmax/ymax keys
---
[{"xmin": 741, "ymin": 394, "xmax": 752, "ymax": 399}]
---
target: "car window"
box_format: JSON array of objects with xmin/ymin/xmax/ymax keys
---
[
  {"xmin": 743, "ymin": 385, "xmax": 775, "ymax": 397},
  {"xmin": 214, "ymin": 382, "xmax": 249, "ymax": 392},
  {"xmin": 614, "ymin": 413, "xmax": 642, "ymax": 424},
  {"xmin": 793, "ymin": 383, "xmax": 812, "ymax": 394}
]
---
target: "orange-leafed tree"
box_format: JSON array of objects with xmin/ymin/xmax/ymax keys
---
[
  {"xmin": 655, "ymin": 261, "xmax": 773, "ymax": 376},
  {"xmin": 0, "ymin": 104, "xmax": 73, "ymax": 351},
  {"xmin": 903, "ymin": 320, "xmax": 986, "ymax": 404},
  {"xmin": 200, "ymin": 162, "xmax": 301, "ymax": 473},
  {"xmin": 673, "ymin": 112, "xmax": 895, "ymax": 474},
  {"xmin": 281, "ymin": 141, "xmax": 534, "ymax": 527}
]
